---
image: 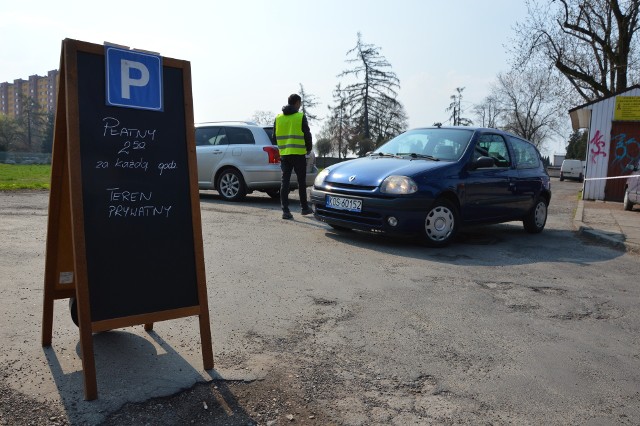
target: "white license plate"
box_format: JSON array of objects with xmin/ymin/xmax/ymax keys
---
[{"xmin": 326, "ymin": 195, "xmax": 362, "ymax": 212}]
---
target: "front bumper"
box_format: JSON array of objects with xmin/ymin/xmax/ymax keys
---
[{"xmin": 310, "ymin": 188, "xmax": 435, "ymax": 235}]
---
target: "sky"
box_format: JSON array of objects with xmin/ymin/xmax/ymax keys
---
[{"xmin": 0, "ymin": 0, "xmax": 567, "ymax": 155}]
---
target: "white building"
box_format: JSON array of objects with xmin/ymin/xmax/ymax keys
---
[{"xmin": 569, "ymin": 85, "xmax": 640, "ymax": 201}]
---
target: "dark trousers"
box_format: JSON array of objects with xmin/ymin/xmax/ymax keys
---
[{"xmin": 280, "ymin": 155, "xmax": 309, "ymax": 212}]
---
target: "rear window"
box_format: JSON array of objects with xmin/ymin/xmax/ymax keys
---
[
  {"xmin": 225, "ymin": 127, "xmax": 255, "ymax": 145},
  {"xmin": 195, "ymin": 127, "xmax": 222, "ymax": 146},
  {"xmin": 262, "ymin": 127, "xmax": 275, "ymax": 144}
]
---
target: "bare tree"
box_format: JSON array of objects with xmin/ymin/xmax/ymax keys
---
[
  {"xmin": 298, "ymin": 83, "xmax": 321, "ymax": 123},
  {"xmin": 324, "ymin": 83, "xmax": 353, "ymax": 159},
  {"xmin": 473, "ymin": 95, "xmax": 502, "ymax": 128},
  {"xmin": 339, "ymin": 32, "xmax": 404, "ymax": 143},
  {"xmin": 248, "ymin": 110, "xmax": 276, "ymax": 126},
  {"xmin": 15, "ymin": 95, "xmax": 48, "ymax": 152},
  {"xmin": 369, "ymin": 96, "xmax": 408, "ymax": 147},
  {"xmin": 445, "ymin": 87, "xmax": 473, "ymax": 126},
  {"xmin": 494, "ymin": 67, "xmax": 569, "ymax": 148},
  {"xmin": 513, "ymin": 0, "xmax": 640, "ymax": 101}
]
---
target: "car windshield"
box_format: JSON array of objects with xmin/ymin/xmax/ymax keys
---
[{"xmin": 374, "ymin": 128, "xmax": 474, "ymax": 161}]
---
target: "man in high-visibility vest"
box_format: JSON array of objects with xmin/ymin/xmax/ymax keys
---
[{"xmin": 272, "ymin": 94, "xmax": 313, "ymax": 220}]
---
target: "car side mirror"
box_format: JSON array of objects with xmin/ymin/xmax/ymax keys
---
[{"xmin": 471, "ymin": 156, "xmax": 495, "ymax": 170}]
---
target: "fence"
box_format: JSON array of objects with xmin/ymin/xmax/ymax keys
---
[
  {"xmin": 0, "ymin": 152, "xmax": 51, "ymax": 164},
  {"xmin": 315, "ymin": 156, "xmax": 356, "ymax": 169}
]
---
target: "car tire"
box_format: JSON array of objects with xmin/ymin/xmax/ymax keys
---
[
  {"xmin": 217, "ymin": 168, "xmax": 247, "ymax": 201},
  {"xmin": 69, "ymin": 297, "xmax": 78, "ymax": 327},
  {"xmin": 579, "ymin": 173, "xmax": 584, "ymax": 182},
  {"xmin": 329, "ymin": 224, "xmax": 352, "ymax": 232},
  {"xmin": 265, "ymin": 189, "xmax": 280, "ymax": 199},
  {"xmin": 422, "ymin": 198, "xmax": 458, "ymax": 248},
  {"xmin": 623, "ymin": 189, "xmax": 633, "ymax": 211},
  {"xmin": 559, "ymin": 173, "xmax": 564, "ymax": 181},
  {"xmin": 523, "ymin": 197, "xmax": 548, "ymax": 233}
]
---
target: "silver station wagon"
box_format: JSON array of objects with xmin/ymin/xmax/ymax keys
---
[{"xmin": 195, "ymin": 121, "xmax": 317, "ymax": 201}]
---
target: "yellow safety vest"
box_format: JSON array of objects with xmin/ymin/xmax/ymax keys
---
[{"xmin": 275, "ymin": 112, "xmax": 307, "ymax": 156}]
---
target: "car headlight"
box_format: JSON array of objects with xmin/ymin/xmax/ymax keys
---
[
  {"xmin": 380, "ymin": 175, "xmax": 417, "ymax": 194},
  {"xmin": 314, "ymin": 168, "xmax": 330, "ymax": 186}
]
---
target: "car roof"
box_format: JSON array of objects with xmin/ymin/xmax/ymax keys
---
[
  {"xmin": 411, "ymin": 125, "xmax": 506, "ymax": 133},
  {"xmin": 195, "ymin": 121, "xmax": 261, "ymax": 128},
  {"xmin": 408, "ymin": 126, "xmax": 536, "ymax": 145}
]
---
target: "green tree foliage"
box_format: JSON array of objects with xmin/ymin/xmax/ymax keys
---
[
  {"xmin": 41, "ymin": 112, "xmax": 55, "ymax": 153},
  {"xmin": 513, "ymin": 0, "xmax": 640, "ymax": 102},
  {"xmin": 0, "ymin": 95, "xmax": 50, "ymax": 153},
  {"xmin": 315, "ymin": 137, "xmax": 333, "ymax": 158},
  {"xmin": 0, "ymin": 115, "xmax": 25, "ymax": 152},
  {"xmin": 565, "ymin": 129, "xmax": 588, "ymax": 160}
]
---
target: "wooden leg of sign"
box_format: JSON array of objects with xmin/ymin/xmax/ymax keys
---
[
  {"xmin": 79, "ymin": 322, "xmax": 97, "ymax": 400},
  {"xmin": 41, "ymin": 284, "xmax": 55, "ymax": 347},
  {"xmin": 144, "ymin": 323, "xmax": 154, "ymax": 331},
  {"xmin": 199, "ymin": 313, "xmax": 214, "ymax": 370}
]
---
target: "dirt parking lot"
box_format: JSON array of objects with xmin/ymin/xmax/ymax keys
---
[{"xmin": 1, "ymin": 183, "xmax": 639, "ymax": 425}]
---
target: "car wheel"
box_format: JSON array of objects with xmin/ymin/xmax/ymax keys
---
[
  {"xmin": 265, "ymin": 188, "xmax": 280, "ymax": 199},
  {"xmin": 217, "ymin": 168, "xmax": 247, "ymax": 201},
  {"xmin": 69, "ymin": 297, "xmax": 78, "ymax": 327},
  {"xmin": 329, "ymin": 224, "xmax": 352, "ymax": 232},
  {"xmin": 523, "ymin": 197, "xmax": 548, "ymax": 233},
  {"xmin": 579, "ymin": 173, "xmax": 584, "ymax": 182},
  {"xmin": 559, "ymin": 173, "xmax": 564, "ymax": 181},
  {"xmin": 422, "ymin": 199, "xmax": 458, "ymax": 247},
  {"xmin": 623, "ymin": 189, "xmax": 633, "ymax": 211}
]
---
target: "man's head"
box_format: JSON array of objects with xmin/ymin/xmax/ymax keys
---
[{"xmin": 288, "ymin": 94, "xmax": 302, "ymax": 110}]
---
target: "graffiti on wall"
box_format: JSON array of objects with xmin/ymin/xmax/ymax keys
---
[
  {"xmin": 611, "ymin": 133, "xmax": 640, "ymax": 168},
  {"xmin": 589, "ymin": 130, "xmax": 607, "ymax": 164}
]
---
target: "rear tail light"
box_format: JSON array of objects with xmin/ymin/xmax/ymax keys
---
[{"xmin": 263, "ymin": 146, "xmax": 281, "ymax": 164}]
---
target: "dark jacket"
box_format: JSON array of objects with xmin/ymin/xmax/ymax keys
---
[{"xmin": 271, "ymin": 104, "xmax": 313, "ymax": 154}]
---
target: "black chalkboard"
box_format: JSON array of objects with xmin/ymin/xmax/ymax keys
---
[
  {"xmin": 76, "ymin": 50, "xmax": 198, "ymax": 322},
  {"xmin": 42, "ymin": 38, "xmax": 212, "ymax": 400}
]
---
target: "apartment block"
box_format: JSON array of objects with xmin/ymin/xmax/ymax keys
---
[{"xmin": 0, "ymin": 70, "xmax": 59, "ymax": 119}]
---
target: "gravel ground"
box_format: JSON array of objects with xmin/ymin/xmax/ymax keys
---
[{"xmin": 1, "ymin": 185, "xmax": 639, "ymax": 425}]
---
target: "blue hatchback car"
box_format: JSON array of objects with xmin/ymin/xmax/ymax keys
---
[{"xmin": 310, "ymin": 126, "xmax": 551, "ymax": 247}]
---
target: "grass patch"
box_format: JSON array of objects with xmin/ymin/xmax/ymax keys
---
[{"xmin": 0, "ymin": 164, "xmax": 51, "ymax": 190}]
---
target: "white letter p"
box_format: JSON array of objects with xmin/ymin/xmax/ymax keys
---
[{"xmin": 121, "ymin": 60, "xmax": 150, "ymax": 99}]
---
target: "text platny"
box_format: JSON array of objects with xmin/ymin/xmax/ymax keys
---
[{"xmin": 102, "ymin": 117, "xmax": 157, "ymax": 140}]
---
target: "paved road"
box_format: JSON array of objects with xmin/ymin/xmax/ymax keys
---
[{"xmin": 0, "ymin": 179, "xmax": 638, "ymax": 424}]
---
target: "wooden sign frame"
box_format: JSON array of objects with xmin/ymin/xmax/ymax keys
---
[{"xmin": 41, "ymin": 38, "xmax": 213, "ymax": 400}]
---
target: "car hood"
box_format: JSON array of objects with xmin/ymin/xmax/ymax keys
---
[{"xmin": 325, "ymin": 157, "xmax": 448, "ymax": 186}]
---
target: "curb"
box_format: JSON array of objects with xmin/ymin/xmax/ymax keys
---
[{"xmin": 573, "ymin": 200, "xmax": 640, "ymax": 254}]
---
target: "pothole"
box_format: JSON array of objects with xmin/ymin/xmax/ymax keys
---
[{"xmin": 313, "ymin": 297, "xmax": 337, "ymax": 306}]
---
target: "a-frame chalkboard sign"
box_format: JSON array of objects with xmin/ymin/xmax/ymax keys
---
[{"xmin": 41, "ymin": 38, "xmax": 213, "ymax": 400}]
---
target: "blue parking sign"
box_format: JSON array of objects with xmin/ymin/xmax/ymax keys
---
[{"xmin": 105, "ymin": 46, "xmax": 163, "ymax": 111}]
